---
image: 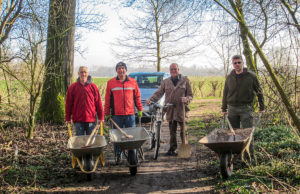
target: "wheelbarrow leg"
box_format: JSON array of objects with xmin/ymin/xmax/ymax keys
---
[{"xmin": 220, "ymin": 152, "xmax": 233, "ymax": 179}]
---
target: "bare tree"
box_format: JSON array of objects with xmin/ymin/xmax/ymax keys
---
[
  {"xmin": 214, "ymin": 0, "xmax": 300, "ymax": 133},
  {"xmin": 112, "ymin": 0, "xmax": 203, "ymax": 71}
]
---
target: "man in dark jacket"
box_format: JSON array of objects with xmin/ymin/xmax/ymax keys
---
[
  {"xmin": 222, "ymin": 55, "xmax": 264, "ymax": 129},
  {"xmin": 65, "ymin": 66, "xmax": 104, "ymax": 135}
]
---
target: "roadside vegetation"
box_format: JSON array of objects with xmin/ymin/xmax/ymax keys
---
[{"xmin": 188, "ymin": 111, "xmax": 300, "ymax": 193}]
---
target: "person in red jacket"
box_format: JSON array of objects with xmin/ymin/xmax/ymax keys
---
[
  {"xmin": 65, "ymin": 66, "xmax": 104, "ymax": 136},
  {"xmin": 105, "ymin": 62, "xmax": 143, "ymax": 164},
  {"xmin": 104, "ymin": 62, "xmax": 143, "ymax": 127}
]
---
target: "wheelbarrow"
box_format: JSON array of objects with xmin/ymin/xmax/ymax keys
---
[
  {"xmin": 199, "ymin": 113, "xmax": 262, "ymax": 179},
  {"xmin": 67, "ymin": 122, "xmax": 107, "ymax": 180},
  {"xmin": 109, "ymin": 125, "xmax": 149, "ymax": 176}
]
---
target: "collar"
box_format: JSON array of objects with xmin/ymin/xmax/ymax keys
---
[
  {"xmin": 77, "ymin": 75, "xmax": 92, "ymax": 85},
  {"xmin": 116, "ymin": 75, "xmax": 129, "ymax": 82}
]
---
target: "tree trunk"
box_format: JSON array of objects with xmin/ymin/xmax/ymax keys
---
[
  {"xmin": 37, "ymin": 0, "xmax": 76, "ymax": 123},
  {"xmin": 236, "ymin": 0, "xmax": 257, "ymax": 73},
  {"xmin": 153, "ymin": 0, "xmax": 161, "ymax": 72}
]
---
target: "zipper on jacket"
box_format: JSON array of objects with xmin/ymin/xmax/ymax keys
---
[{"xmin": 123, "ymin": 81, "xmax": 126, "ymax": 113}]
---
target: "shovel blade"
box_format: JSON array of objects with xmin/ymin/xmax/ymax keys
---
[{"xmin": 178, "ymin": 144, "xmax": 191, "ymax": 158}]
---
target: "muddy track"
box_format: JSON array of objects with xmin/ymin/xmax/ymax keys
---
[{"xmin": 46, "ymin": 121, "xmax": 215, "ymax": 193}]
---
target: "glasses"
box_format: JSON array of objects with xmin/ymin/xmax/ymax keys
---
[{"xmin": 233, "ymin": 62, "xmax": 242, "ymax": 65}]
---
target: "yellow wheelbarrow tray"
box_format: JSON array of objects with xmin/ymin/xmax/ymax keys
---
[{"xmin": 67, "ymin": 123, "xmax": 107, "ymax": 175}]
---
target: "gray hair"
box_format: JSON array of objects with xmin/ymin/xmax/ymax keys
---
[{"xmin": 78, "ymin": 66, "xmax": 88, "ymax": 72}]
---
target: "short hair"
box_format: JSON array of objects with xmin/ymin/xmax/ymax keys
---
[
  {"xmin": 170, "ymin": 63, "xmax": 179, "ymax": 69},
  {"xmin": 78, "ymin": 66, "xmax": 88, "ymax": 72},
  {"xmin": 232, "ymin": 55, "xmax": 244, "ymax": 62}
]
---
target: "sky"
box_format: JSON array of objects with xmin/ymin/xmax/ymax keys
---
[
  {"xmin": 73, "ymin": 3, "xmax": 217, "ymax": 71},
  {"xmin": 74, "ymin": 4, "xmax": 121, "ymax": 69}
]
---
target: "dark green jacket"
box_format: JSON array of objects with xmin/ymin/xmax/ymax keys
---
[{"xmin": 222, "ymin": 68, "xmax": 264, "ymax": 112}]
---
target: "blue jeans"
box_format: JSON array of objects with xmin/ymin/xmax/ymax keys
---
[
  {"xmin": 112, "ymin": 115, "xmax": 136, "ymax": 161},
  {"xmin": 74, "ymin": 122, "xmax": 95, "ymax": 136},
  {"xmin": 112, "ymin": 115, "xmax": 136, "ymax": 128}
]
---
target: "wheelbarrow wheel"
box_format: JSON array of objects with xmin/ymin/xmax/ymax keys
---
[
  {"xmin": 128, "ymin": 150, "xmax": 137, "ymax": 176},
  {"xmin": 85, "ymin": 155, "xmax": 92, "ymax": 181},
  {"xmin": 220, "ymin": 153, "xmax": 233, "ymax": 179}
]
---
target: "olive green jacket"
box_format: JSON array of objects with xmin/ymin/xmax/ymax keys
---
[
  {"xmin": 149, "ymin": 74, "xmax": 193, "ymax": 122},
  {"xmin": 222, "ymin": 68, "xmax": 264, "ymax": 112}
]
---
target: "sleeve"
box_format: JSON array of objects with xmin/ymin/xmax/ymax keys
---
[
  {"xmin": 65, "ymin": 85, "xmax": 73, "ymax": 122},
  {"xmin": 94, "ymin": 84, "xmax": 104, "ymax": 121},
  {"xmin": 149, "ymin": 80, "xmax": 166, "ymax": 102},
  {"xmin": 104, "ymin": 80, "xmax": 111, "ymax": 116},
  {"xmin": 253, "ymin": 76, "xmax": 265, "ymax": 111},
  {"xmin": 134, "ymin": 81, "xmax": 143, "ymax": 111},
  {"xmin": 222, "ymin": 79, "xmax": 229, "ymax": 112},
  {"xmin": 185, "ymin": 78, "xmax": 193, "ymax": 104}
]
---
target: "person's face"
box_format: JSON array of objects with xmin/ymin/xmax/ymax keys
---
[
  {"xmin": 78, "ymin": 67, "xmax": 89, "ymax": 83},
  {"xmin": 170, "ymin": 64, "xmax": 179, "ymax": 77},
  {"xmin": 116, "ymin": 65, "xmax": 127, "ymax": 77},
  {"xmin": 232, "ymin": 59, "xmax": 243, "ymax": 73}
]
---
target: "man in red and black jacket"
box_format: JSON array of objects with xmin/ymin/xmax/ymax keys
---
[
  {"xmin": 105, "ymin": 62, "xmax": 143, "ymax": 164},
  {"xmin": 65, "ymin": 66, "xmax": 104, "ymax": 136},
  {"xmin": 104, "ymin": 62, "xmax": 143, "ymax": 128}
]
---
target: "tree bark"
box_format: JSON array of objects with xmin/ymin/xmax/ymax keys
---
[
  {"xmin": 235, "ymin": 0, "xmax": 257, "ymax": 73},
  {"xmin": 37, "ymin": 0, "xmax": 76, "ymax": 123}
]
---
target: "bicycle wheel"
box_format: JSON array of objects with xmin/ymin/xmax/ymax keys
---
[
  {"xmin": 153, "ymin": 122, "xmax": 161, "ymax": 160},
  {"xmin": 149, "ymin": 121, "xmax": 157, "ymax": 150}
]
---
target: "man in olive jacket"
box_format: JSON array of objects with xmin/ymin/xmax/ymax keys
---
[
  {"xmin": 146, "ymin": 63, "xmax": 193, "ymax": 156},
  {"xmin": 222, "ymin": 55, "xmax": 264, "ymax": 129}
]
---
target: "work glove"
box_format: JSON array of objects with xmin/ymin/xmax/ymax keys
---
[
  {"xmin": 105, "ymin": 115, "xmax": 111, "ymax": 122},
  {"xmin": 137, "ymin": 111, "xmax": 143, "ymax": 118}
]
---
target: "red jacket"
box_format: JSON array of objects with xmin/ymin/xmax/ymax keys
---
[
  {"xmin": 65, "ymin": 78, "xmax": 104, "ymax": 122},
  {"xmin": 105, "ymin": 76, "xmax": 143, "ymax": 116}
]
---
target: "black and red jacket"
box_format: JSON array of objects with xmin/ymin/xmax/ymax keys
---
[
  {"xmin": 104, "ymin": 76, "xmax": 143, "ymax": 116},
  {"xmin": 65, "ymin": 76, "xmax": 104, "ymax": 122}
]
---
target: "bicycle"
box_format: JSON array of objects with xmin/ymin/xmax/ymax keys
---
[{"xmin": 146, "ymin": 101, "xmax": 173, "ymax": 160}]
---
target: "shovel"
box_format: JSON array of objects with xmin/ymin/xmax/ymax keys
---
[
  {"xmin": 82, "ymin": 124, "xmax": 99, "ymax": 148},
  {"xmin": 178, "ymin": 101, "xmax": 191, "ymax": 158},
  {"xmin": 225, "ymin": 115, "xmax": 236, "ymax": 140},
  {"xmin": 110, "ymin": 118, "xmax": 133, "ymax": 139}
]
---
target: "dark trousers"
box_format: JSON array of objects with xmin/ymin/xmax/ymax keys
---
[
  {"xmin": 228, "ymin": 105, "xmax": 253, "ymax": 129},
  {"xmin": 169, "ymin": 121, "xmax": 184, "ymax": 151}
]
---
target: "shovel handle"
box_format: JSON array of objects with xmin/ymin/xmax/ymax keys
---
[
  {"xmin": 109, "ymin": 118, "xmax": 133, "ymax": 139},
  {"xmin": 225, "ymin": 115, "xmax": 236, "ymax": 136},
  {"xmin": 182, "ymin": 101, "xmax": 187, "ymax": 145},
  {"xmin": 84, "ymin": 124, "xmax": 99, "ymax": 147}
]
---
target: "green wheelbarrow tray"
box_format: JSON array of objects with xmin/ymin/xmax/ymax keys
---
[
  {"xmin": 109, "ymin": 127, "xmax": 149, "ymax": 150},
  {"xmin": 198, "ymin": 127, "xmax": 254, "ymax": 154},
  {"xmin": 67, "ymin": 135, "xmax": 107, "ymax": 158}
]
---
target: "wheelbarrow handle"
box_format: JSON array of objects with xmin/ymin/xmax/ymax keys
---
[{"xmin": 254, "ymin": 112, "xmax": 262, "ymax": 129}]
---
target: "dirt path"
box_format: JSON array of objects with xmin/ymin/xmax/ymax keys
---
[{"xmin": 46, "ymin": 99, "xmax": 221, "ymax": 193}]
